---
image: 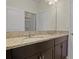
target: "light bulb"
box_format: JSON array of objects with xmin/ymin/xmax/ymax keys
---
[
  {"xmin": 54, "ymin": 0, "xmax": 58, "ymax": 2},
  {"xmin": 48, "ymin": 1, "xmax": 53, "ymax": 5}
]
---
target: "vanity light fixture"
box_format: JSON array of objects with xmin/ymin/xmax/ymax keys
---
[
  {"xmin": 54, "ymin": 0, "xmax": 58, "ymax": 3},
  {"xmin": 48, "ymin": 1, "xmax": 53, "ymax": 5},
  {"xmin": 45, "ymin": 0, "xmax": 58, "ymax": 5}
]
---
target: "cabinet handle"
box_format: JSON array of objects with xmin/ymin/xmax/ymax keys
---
[
  {"xmin": 39, "ymin": 56, "xmax": 42, "ymax": 59},
  {"xmin": 42, "ymin": 56, "xmax": 45, "ymax": 59}
]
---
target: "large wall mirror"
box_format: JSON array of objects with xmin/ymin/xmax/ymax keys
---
[{"xmin": 6, "ymin": 0, "xmax": 58, "ymax": 32}]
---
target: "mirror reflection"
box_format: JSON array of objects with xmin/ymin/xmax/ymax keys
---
[
  {"xmin": 6, "ymin": 0, "xmax": 57, "ymax": 32},
  {"xmin": 25, "ymin": 11, "xmax": 36, "ymax": 31}
]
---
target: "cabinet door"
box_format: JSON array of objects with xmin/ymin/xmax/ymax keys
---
[
  {"xmin": 62, "ymin": 40, "xmax": 68, "ymax": 59},
  {"xmin": 26, "ymin": 54, "xmax": 39, "ymax": 59},
  {"xmin": 6, "ymin": 50, "xmax": 12, "ymax": 59},
  {"xmin": 41, "ymin": 48, "xmax": 53, "ymax": 59},
  {"xmin": 55, "ymin": 44, "xmax": 62, "ymax": 59}
]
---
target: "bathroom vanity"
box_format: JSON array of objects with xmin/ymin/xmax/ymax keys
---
[
  {"xmin": 6, "ymin": 32, "xmax": 68, "ymax": 59},
  {"xmin": 6, "ymin": 0, "xmax": 70, "ymax": 59}
]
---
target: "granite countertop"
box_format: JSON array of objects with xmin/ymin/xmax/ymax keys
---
[{"xmin": 6, "ymin": 31, "xmax": 69, "ymax": 50}]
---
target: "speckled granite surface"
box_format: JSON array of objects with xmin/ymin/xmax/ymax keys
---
[{"xmin": 6, "ymin": 31, "xmax": 69, "ymax": 50}]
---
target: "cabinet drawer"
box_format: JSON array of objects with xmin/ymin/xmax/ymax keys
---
[{"xmin": 54, "ymin": 36, "xmax": 68, "ymax": 45}]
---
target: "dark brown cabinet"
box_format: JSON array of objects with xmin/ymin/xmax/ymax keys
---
[
  {"xmin": 26, "ymin": 54, "xmax": 40, "ymax": 59},
  {"xmin": 6, "ymin": 35, "xmax": 68, "ymax": 59},
  {"xmin": 41, "ymin": 48, "xmax": 53, "ymax": 59},
  {"xmin": 27, "ymin": 48, "xmax": 53, "ymax": 59},
  {"xmin": 62, "ymin": 40, "xmax": 68, "ymax": 59},
  {"xmin": 55, "ymin": 44, "xmax": 62, "ymax": 59},
  {"xmin": 54, "ymin": 36, "xmax": 68, "ymax": 59},
  {"xmin": 6, "ymin": 50, "xmax": 12, "ymax": 59}
]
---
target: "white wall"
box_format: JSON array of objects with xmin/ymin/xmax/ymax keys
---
[
  {"xmin": 6, "ymin": 0, "xmax": 38, "ymax": 13},
  {"xmin": 6, "ymin": 7, "xmax": 25, "ymax": 32}
]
